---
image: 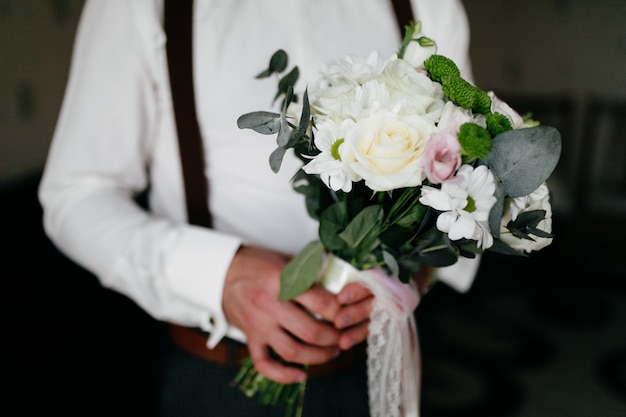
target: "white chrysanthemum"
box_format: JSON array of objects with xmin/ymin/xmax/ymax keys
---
[
  {"xmin": 319, "ymin": 51, "xmax": 382, "ymax": 86},
  {"xmin": 302, "ymin": 118, "xmax": 359, "ymax": 192},
  {"xmin": 309, "ymin": 52, "xmax": 382, "ymax": 121},
  {"xmin": 419, "ymin": 164, "xmax": 497, "ymax": 249}
]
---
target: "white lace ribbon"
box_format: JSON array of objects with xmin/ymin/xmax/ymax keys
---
[{"xmin": 319, "ymin": 254, "xmax": 421, "ymax": 417}]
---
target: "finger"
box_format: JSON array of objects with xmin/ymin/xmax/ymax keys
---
[
  {"xmin": 277, "ymin": 302, "xmax": 341, "ymax": 347},
  {"xmin": 337, "ymin": 282, "xmax": 372, "ymax": 305},
  {"xmin": 247, "ymin": 340, "xmax": 307, "ymax": 384},
  {"xmin": 334, "ymin": 295, "xmax": 374, "ymax": 329},
  {"xmin": 339, "ymin": 321, "xmax": 370, "ymax": 350},
  {"xmin": 270, "ymin": 330, "xmax": 341, "ymax": 366},
  {"xmin": 293, "ymin": 283, "xmax": 341, "ymax": 322}
]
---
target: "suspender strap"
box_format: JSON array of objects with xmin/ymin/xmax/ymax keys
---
[
  {"xmin": 391, "ymin": 0, "xmax": 415, "ymax": 36},
  {"xmin": 164, "ymin": 0, "xmax": 213, "ymax": 228}
]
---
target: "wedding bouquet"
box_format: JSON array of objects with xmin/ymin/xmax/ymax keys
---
[{"xmin": 235, "ymin": 22, "xmax": 561, "ymax": 417}]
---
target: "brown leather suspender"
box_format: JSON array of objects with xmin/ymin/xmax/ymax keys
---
[
  {"xmin": 391, "ymin": 0, "xmax": 415, "ymax": 36},
  {"xmin": 164, "ymin": 0, "xmax": 213, "ymax": 228},
  {"xmin": 164, "ymin": 0, "xmax": 413, "ymax": 227}
]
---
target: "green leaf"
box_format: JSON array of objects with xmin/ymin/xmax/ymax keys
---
[
  {"xmin": 339, "ymin": 205, "xmax": 383, "ymax": 249},
  {"xmin": 237, "ymin": 111, "xmax": 281, "ymax": 134},
  {"xmin": 394, "ymin": 201, "xmax": 428, "ymax": 229},
  {"xmin": 484, "ymin": 126, "xmax": 562, "ymax": 198},
  {"xmin": 279, "ymin": 241, "xmax": 324, "ymax": 300},
  {"xmin": 319, "ymin": 202, "xmax": 349, "ymax": 251}
]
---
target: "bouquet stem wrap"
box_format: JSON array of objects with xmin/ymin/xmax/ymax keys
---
[{"xmin": 320, "ymin": 254, "xmax": 421, "ymax": 417}]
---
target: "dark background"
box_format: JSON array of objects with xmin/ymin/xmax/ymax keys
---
[{"xmin": 2, "ymin": 1, "xmax": 625, "ymax": 416}]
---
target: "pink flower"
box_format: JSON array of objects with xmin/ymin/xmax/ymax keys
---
[{"xmin": 423, "ymin": 128, "xmax": 462, "ymax": 184}]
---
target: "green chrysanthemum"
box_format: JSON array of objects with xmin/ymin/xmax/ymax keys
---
[
  {"xmin": 441, "ymin": 77, "xmax": 477, "ymax": 110},
  {"xmin": 458, "ymin": 122, "xmax": 492, "ymax": 161},
  {"xmin": 473, "ymin": 88, "xmax": 492, "ymax": 114},
  {"xmin": 423, "ymin": 54, "xmax": 460, "ymax": 83},
  {"xmin": 486, "ymin": 112, "xmax": 513, "ymax": 136}
]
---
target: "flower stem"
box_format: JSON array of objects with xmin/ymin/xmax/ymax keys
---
[{"xmin": 232, "ymin": 356, "xmax": 307, "ymax": 417}]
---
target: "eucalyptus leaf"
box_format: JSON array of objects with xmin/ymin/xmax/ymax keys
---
[
  {"xmin": 382, "ymin": 250, "xmax": 400, "ymax": 277},
  {"xmin": 507, "ymin": 210, "xmax": 546, "ymax": 230},
  {"xmin": 276, "ymin": 117, "xmax": 291, "ymax": 147},
  {"xmin": 255, "ymin": 49, "xmax": 288, "ymax": 79},
  {"xmin": 281, "ymin": 85, "xmax": 295, "ymax": 114},
  {"xmin": 526, "ymin": 226, "xmax": 553, "ymax": 239},
  {"xmin": 269, "ymin": 49, "xmax": 288, "ymax": 74},
  {"xmin": 255, "ymin": 69, "xmax": 272, "ymax": 79},
  {"xmin": 275, "ymin": 67, "xmax": 300, "ymax": 102},
  {"xmin": 506, "ymin": 209, "xmax": 553, "ymax": 240},
  {"xmin": 395, "ymin": 258, "xmax": 421, "ymax": 283},
  {"xmin": 287, "ymin": 89, "xmax": 310, "ymax": 146},
  {"xmin": 269, "ymin": 146, "xmax": 287, "ymax": 173},
  {"xmin": 407, "ymin": 229, "xmax": 459, "ymax": 267},
  {"xmin": 456, "ymin": 240, "xmax": 482, "ymax": 257},
  {"xmin": 279, "ymin": 241, "xmax": 324, "ymax": 300},
  {"xmin": 409, "ymin": 244, "xmax": 459, "ymax": 267},
  {"xmin": 237, "ymin": 111, "xmax": 281, "ymax": 134},
  {"xmin": 488, "ymin": 238, "xmax": 528, "ymax": 256},
  {"xmin": 488, "ymin": 182, "xmax": 506, "ymax": 238},
  {"xmin": 485, "ymin": 126, "xmax": 561, "ymax": 198}
]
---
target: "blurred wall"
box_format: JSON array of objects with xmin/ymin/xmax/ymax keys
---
[
  {"xmin": 463, "ymin": 0, "xmax": 626, "ymax": 219},
  {"xmin": 1, "ymin": 0, "xmax": 84, "ymax": 185},
  {"xmin": 464, "ymin": 0, "xmax": 625, "ymax": 98}
]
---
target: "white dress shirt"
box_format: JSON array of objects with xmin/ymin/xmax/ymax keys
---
[{"xmin": 39, "ymin": 0, "xmax": 476, "ymax": 347}]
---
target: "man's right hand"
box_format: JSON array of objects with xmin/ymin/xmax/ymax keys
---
[{"xmin": 222, "ymin": 245, "xmax": 344, "ymax": 384}]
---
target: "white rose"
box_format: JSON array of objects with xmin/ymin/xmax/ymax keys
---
[
  {"xmin": 343, "ymin": 110, "xmax": 435, "ymax": 191},
  {"xmin": 380, "ymin": 59, "xmax": 444, "ymax": 123},
  {"xmin": 499, "ymin": 184, "xmax": 553, "ymax": 252}
]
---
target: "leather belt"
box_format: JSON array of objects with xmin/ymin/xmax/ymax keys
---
[{"xmin": 168, "ymin": 323, "xmax": 365, "ymax": 378}]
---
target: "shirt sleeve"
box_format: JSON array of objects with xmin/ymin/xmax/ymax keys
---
[{"xmin": 38, "ymin": 0, "xmax": 245, "ymax": 345}]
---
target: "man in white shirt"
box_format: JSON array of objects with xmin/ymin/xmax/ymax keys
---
[{"xmin": 39, "ymin": 0, "xmax": 477, "ymax": 415}]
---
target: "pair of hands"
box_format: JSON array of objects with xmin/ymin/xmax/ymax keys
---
[{"xmin": 222, "ymin": 245, "xmax": 374, "ymax": 384}]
